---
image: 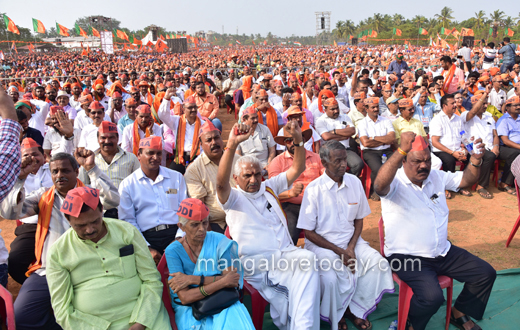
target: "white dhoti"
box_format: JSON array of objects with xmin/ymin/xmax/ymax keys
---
[
  {"xmin": 306, "ymin": 238, "xmax": 395, "ymax": 329},
  {"xmin": 431, "ymin": 152, "xmax": 442, "ymax": 170},
  {"xmin": 245, "ymin": 248, "xmax": 320, "ymax": 330}
]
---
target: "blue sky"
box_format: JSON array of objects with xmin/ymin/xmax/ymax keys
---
[{"xmin": 3, "ymin": 1, "xmax": 519, "ymax": 37}]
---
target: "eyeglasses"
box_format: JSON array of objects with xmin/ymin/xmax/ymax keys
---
[
  {"xmin": 185, "ymin": 106, "xmax": 197, "ymax": 110},
  {"xmin": 284, "ymin": 138, "xmax": 293, "ymax": 143}
]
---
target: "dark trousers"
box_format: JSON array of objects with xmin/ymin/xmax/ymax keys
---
[
  {"xmin": 169, "ymin": 153, "xmax": 198, "ymax": 175},
  {"xmin": 225, "ymin": 95, "xmax": 235, "ymax": 111},
  {"xmin": 209, "ymin": 223, "xmax": 226, "ymax": 234},
  {"xmin": 281, "ymin": 202, "xmax": 301, "ymax": 245},
  {"xmin": 387, "ymin": 245, "xmax": 496, "ymax": 330},
  {"xmin": 14, "ymin": 274, "xmax": 62, "ymax": 330},
  {"xmin": 103, "ymin": 208, "xmax": 119, "ymax": 219},
  {"xmin": 478, "ymin": 150, "xmax": 497, "ymax": 188},
  {"xmin": 499, "ymin": 145, "xmax": 520, "ymax": 186},
  {"xmin": 346, "ymin": 149, "xmax": 364, "ymax": 177},
  {"xmin": 8, "ymin": 224, "xmax": 37, "ymax": 284},
  {"xmin": 142, "ymin": 226, "xmax": 178, "ymax": 252},
  {"xmin": 434, "ymin": 151, "xmax": 469, "ymax": 173},
  {"xmin": 362, "ymin": 148, "xmax": 394, "ymax": 192}
]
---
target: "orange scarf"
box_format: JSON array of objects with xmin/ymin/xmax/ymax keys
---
[
  {"xmin": 317, "ymin": 90, "xmax": 335, "ymax": 113},
  {"xmin": 174, "ymin": 116, "xmax": 201, "ymax": 165},
  {"xmin": 241, "ymin": 76, "xmax": 253, "ymax": 100},
  {"xmin": 302, "ymin": 92, "xmax": 313, "ymax": 110},
  {"xmin": 132, "ymin": 120, "xmax": 152, "ymax": 155},
  {"xmin": 442, "ymin": 64, "xmax": 456, "ymax": 94},
  {"xmin": 27, "ymin": 179, "xmax": 85, "ymax": 276},
  {"xmin": 145, "ymin": 92, "xmax": 153, "ymax": 106},
  {"xmin": 256, "ymin": 106, "xmax": 279, "ymax": 137},
  {"xmin": 184, "ymin": 89, "xmax": 195, "ymax": 99}
]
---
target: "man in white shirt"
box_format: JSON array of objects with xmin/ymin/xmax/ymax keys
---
[
  {"xmin": 78, "ymin": 102, "xmax": 122, "ymax": 152},
  {"xmin": 217, "ymin": 121, "xmax": 320, "ymax": 330},
  {"xmin": 268, "ymin": 80, "xmax": 284, "ymax": 106},
  {"xmin": 118, "ymin": 136, "xmax": 187, "ymax": 264},
  {"xmin": 298, "ymin": 140, "xmax": 394, "ymax": 330},
  {"xmin": 158, "ymin": 91, "xmax": 204, "ymax": 174},
  {"xmin": 488, "ymin": 76, "xmax": 506, "ymax": 112},
  {"xmin": 55, "ymin": 91, "xmax": 78, "ymax": 124},
  {"xmin": 461, "ymin": 89, "xmax": 500, "ymax": 199},
  {"xmin": 106, "ymin": 91, "xmax": 128, "ymax": 124},
  {"xmin": 430, "ymin": 94, "xmax": 472, "ymax": 198},
  {"xmin": 276, "ymin": 106, "xmax": 321, "ymax": 154},
  {"xmin": 374, "ymin": 132, "xmax": 496, "ymax": 330},
  {"xmin": 122, "ymin": 104, "xmax": 163, "ymax": 159},
  {"xmin": 236, "ymin": 107, "xmax": 276, "ymax": 172},
  {"xmin": 68, "ymin": 82, "xmax": 83, "ymax": 111},
  {"xmin": 43, "ymin": 107, "xmax": 81, "ymax": 161},
  {"xmin": 358, "ymin": 97, "xmax": 396, "ymax": 200},
  {"xmin": 93, "ymin": 81, "xmax": 111, "ymax": 110},
  {"xmin": 222, "ymin": 69, "xmax": 242, "ymax": 112},
  {"xmin": 316, "ymin": 98, "xmax": 363, "ymax": 177},
  {"xmin": 458, "ymin": 43, "xmax": 472, "ymax": 70}
]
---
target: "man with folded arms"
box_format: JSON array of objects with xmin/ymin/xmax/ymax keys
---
[
  {"xmin": 374, "ymin": 132, "xmax": 496, "ymax": 330},
  {"xmin": 316, "ymin": 98, "xmax": 363, "ymax": 177},
  {"xmin": 122, "ymin": 104, "xmax": 163, "ymax": 158},
  {"xmin": 217, "ymin": 121, "xmax": 320, "ymax": 330},
  {"xmin": 118, "ymin": 136, "xmax": 188, "ymax": 263},
  {"xmin": 298, "ymin": 140, "xmax": 394, "ymax": 330},
  {"xmin": 47, "ymin": 187, "xmax": 171, "ymax": 330}
]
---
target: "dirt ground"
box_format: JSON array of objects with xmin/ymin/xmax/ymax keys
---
[{"xmin": 3, "ymin": 107, "xmax": 520, "ymax": 300}]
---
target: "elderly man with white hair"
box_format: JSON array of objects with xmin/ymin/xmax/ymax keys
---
[{"xmin": 216, "ymin": 121, "xmax": 320, "ymax": 330}]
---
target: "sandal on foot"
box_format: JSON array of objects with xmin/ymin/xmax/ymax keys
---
[
  {"xmin": 459, "ymin": 189, "xmax": 473, "ymax": 197},
  {"xmin": 345, "ymin": 314, "xmax": 372, "ymax": 330},
  {"xmin": 477, "ymin": 188, "xmax": 493, "ymax": 199},
  {"xmin": 338, "ymin": 318, "xmax": 348, "ymax": 330},
  {"xmin": 450, "ymin": 313, "xmax": 482, "ymax": 330},
  {"xmin": 445, "ymin": 190, "xmax": 453, "ymax": 199},
  {"xmin": 498, "ymin": 185, "xmax": 517, "ymax": 195}
]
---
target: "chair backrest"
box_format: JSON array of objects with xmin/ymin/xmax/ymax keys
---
[
  {"xmin": 224, "ymin": 226, "xmax": 231, "ymax": 239},
  {"xmin": 516, "ymin": 180, "xmax": 520, "ymax": 214},
  {"xmin": 378, "ymin": 216, "xmax": 385, "ymax": 258},
  {"xmin": 157, "ymin": 255, "xmax": 178, "ymax": 330},
  {"xmin": 0, "ymin": 285, "xmax": 15, "ymax": 330}
]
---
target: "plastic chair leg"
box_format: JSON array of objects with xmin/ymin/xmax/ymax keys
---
[
  {"xmin": 251, "ymin": 292, "xmax": 268, "ymax": 330},
  {"xmin": 445, "ymin": 284, "xmax": 453, "ymax": 330},
  {"xmin": 397, "ymin": 282, "xmax": 414, "ymax": 330},
  {"xmin": 506, "ymin": 215, "xmax": 520, "ymax": 247}
]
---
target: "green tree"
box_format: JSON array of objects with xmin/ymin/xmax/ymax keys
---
[
  {"xmin": 473, "ymin": 10, "xmax": 487, "ymax": 30},
  {"xmin": 435, "ymin": 6, "xmax": 454, "ymax": 27},
  {"xmin": 489, "ymin": 10, "xmax": 506, "ymax": 25}
]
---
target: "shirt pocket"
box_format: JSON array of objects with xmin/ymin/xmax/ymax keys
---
[
  {"xmin": 166, "ymin": 193, "xmax": 179, "ymax": 210},
  {"xmin": 120, "ymin": 255, "xmax": 137, "ymax": 278},
  {"xmin": 254, "ymin": 137, "xmax": 267, "ymax": 151},
  {"xmin": 342, "ymin": 203, "xmax": 359, "ymax": 228}
]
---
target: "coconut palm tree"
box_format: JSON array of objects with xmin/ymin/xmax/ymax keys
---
[
  {"xmin": 490, "ymin": 10, "xmax": 506, "ymax": 25},
  {"xmin": 392, "ymin": 14, "xmax": 405, "ymax": 26},
  {"xmin": 371, "ymin": 13, "xmax": 386, "ymax": 33},
  {"xmin": 435, "ymin": 6, "xmax": 454, "ymax": 28},
  {"xmin": 473, "ymin": 10, "xmax": 487, "ymax": 30}
]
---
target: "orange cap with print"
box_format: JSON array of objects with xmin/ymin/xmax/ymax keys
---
[
  {"xmin": 410, "ymin": 135, "xmax": 428, "ymax": 152},
  {"xmin": 139, "ymin": 136, "xmax": 162, "ymax": 150},
  {"xmin": 398, "ymin": 98, "xmax": 414, "ymax": 107},
  {"xmin": 60, "ymin": 187, "xmax": 100, "ymax": 218},
  {"xmin": 176, "ymin": 198, "xmax": 209, "ymax": 221},
  {"xmin": 137, "ymin": 104, "xmax": 151, "ymax": 114},
  {"xmin": 199, "ymin": 120, "xmax": 220, "ymax": 135},
  {"xmin": 21, "ymin": 138, "xmax": 40, "ymax": 149},
  {"xmin": 364, "ymin": 97, "xmax": 379, "ymax": 105},
  {"xmin": 98, "ymin": 121, "xmax": 118, "ymax": 134}
]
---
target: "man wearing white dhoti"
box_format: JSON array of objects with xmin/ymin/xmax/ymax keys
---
[
  {"xmin": 298, "ymin": 140, "xmax": 394, "ymax": 330},
  {"xmin": 217, "ymin": 120, "xmax": 320, "ymax": 330}
]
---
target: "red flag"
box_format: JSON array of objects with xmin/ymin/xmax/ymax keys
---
[
  {"xmin": 264, "ymin": 40, "xmax": 267, "ymax": 45},
  {"xmin": 116, "ymin": 30, "xmax": 129, "ymax": 41}
]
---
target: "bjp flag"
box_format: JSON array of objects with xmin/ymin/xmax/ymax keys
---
[
  {"xmin": 32, "ymin": 18, "xmax": 46, "ymax": 34},
  {"xmin": 393, "ymin": 28, "xmax": 402, "ymax": 36},
  {"xmin": 3, "ymin": 15, "xmax": 20, "ymax": 35},
  {"xmin": 90, "ymin": 26, "xmax": 100, "ymax": 37},
  {"xmin": 56, "ymin": 22, "xmax": 70, "ymax": 37},
  {"xmin": 419, "ymin": 28, "xmax": 428, "ymax": 35}
]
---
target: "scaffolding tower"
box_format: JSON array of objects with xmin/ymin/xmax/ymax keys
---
[{"xmin": 315, "ymin": 12, "xmax": 331, "ymax": 45}]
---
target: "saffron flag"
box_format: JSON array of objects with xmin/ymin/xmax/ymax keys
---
[
  {"xmin": 56, "ymin": 23, "xmax": 70, "ymax": 37},
  {"xmin": 419, "ymin": 28, "xmax": 428, "ymax": 35},
  {"xmin": 116, "ymin": 29, "xmax": 129, "ymax": 41},
  {"xmin": 236, "ymin": 40, "xmax": 241, "ymax": 45},
  {"xmin": 264, "ymin": 40, "xmax": 267, "ymax": 45},
  {"xmin": 252, "ymin": 40, "xmax": 255, "ymax": 45},
  {"xmin": 461, "ymin": 28, "xmax": 474, "ymax": 37},
  {"xmin": 3, "ymin": 15, "xmax": 20, "ymax": 35},
  {"xmin": 451, "ymin": 28, "xmax": 460, "ymax": 37},
  {"xmin": 80, "ymin": 42, "xmax": 88, "ymax": 56},
  {"xmin": 370, "ymin": 30, "xmax": 378, "ymax": 38},
  {"xmin": 506, "ymin": 28, "xmax": 515, "ymax": 37},
  {"xmin": 393, "ymin": 28, "xmax": 402, "ymax": 36},
  {"xmin": 166, "ymin": 34, "xmax": 170, "ymax": 39},
  {"xmin": 133, "ymin": 35, "xmax": 142, "ymax": 45},
  {"xmin": 11, "ymin": 42, "xmax": 17, "ymax": 54},
  {"xmin": 75, "ymin": 23, "xmax": 88, "ymax": 37},
  {"xmin": 32, "ymin": 18, "xmax": 46, "ymax": 34},
  {"xmin": 441, "ymin": 27, "xmax": 451, "ymax": 35},
  {"xmin": 27, "ymin": 44, "xmax": 35, "ymax": 53},
  {"xmin": 89, "ymin": 26, "xmax": 100, "ymax": 37},
  {"xmin": 214, "ymin": 36, "xmax": 217, "ymax": 41},
  {"xmin": 294, "ymin": 42, "xmax": 302, "ymax": 46},
  {"xmin": 334, "ymin": 40, "xmax": 337, "ymax": 47}
]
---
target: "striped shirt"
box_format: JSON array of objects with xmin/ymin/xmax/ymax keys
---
[
  {"xmin": 78, "ymin": 147, "xmax": 140, "ymax": 189},
  {"xmin": 0, "ymin": 119, "xmax": 22, "ymax": 203}
]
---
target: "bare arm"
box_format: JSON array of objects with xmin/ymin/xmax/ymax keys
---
[
  {"xmin": 459, "ymin": 140, "xmax": 485, "ymax": 189},
  {"xmin": 284, "ymin": 120, "xmax": 306, "ymax": 187},
  {"xmin": 216, "ymin": 123, "xmax": 253, "ymax": 205},
  {"xmin": 466, "ymin": 86, "xmax": 491, "ymax": 122},
  {"xmin": 267, "ymin": 145, "xmax": 276, "ymax": 165},
  {"xmin": 359, "ymin": 136, "xmax": 385, "ymax": 148},
  {"xmin": 374, "ymin": 131, "xmax": 416, "ymax": 196},
  {"xmin": 321, "ymin": 127, "xmax": 356, "ymax": 141},
  {"xmin": 431, "ymin": 135, "xmax": 454, "ymax": 154},
  {"xmin": 350, "ymin": 66, "xmax": 361, "ymax": 97}
]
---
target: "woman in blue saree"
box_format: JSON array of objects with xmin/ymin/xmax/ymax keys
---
[{"xmin": 165, "ymin": 198, "xmax": 254, "ymax": 330}]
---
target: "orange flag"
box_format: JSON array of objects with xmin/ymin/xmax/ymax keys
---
[
  {"xmin": 91, "ymin": 26, "xmax": 100, "ymax": 37},
  {"xmin": 116, "ymin": 29, "xmax": 129, "ymax": 41},
  {"xmin": 133, "ymin": 35, "xmax": 142, "ymax": 46},
  {"xmin": 56, "ymin": 22, "xmax": 70, "ymax": 37},
  {"xmin": 3, "ymin": 15, "xmax": 20, "ymax": 35},
  {"xmin": 80, "ymin": 42, "xmax": 88, "ymax": 56},
  {"xmin": 28, "ymin": 44, "xmax": 35, "ymax": 53}
]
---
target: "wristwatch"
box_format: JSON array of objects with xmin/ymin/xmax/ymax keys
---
[
  {"xmin": 295, "ymin": 140, "xmax": 304, "ymax": 147},
  {"xmin": 64, "ymin": 134, "xmax": 74, "ymax": 141}
]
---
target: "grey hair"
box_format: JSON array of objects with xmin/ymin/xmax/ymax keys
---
[
  {"xmin": 319, "ymin": 141, "xmax": 347, "ymax": 163},
  {"xmin": 233, "ymin": 155, "xmax": 261, "ymax": 176},
  {"xmin": 178, "ymin": 216, "xmax": 188, "ymax": 225},
  {"xmin": 49, "ymin": 152, "xmax": 79, "ymax": 169}
]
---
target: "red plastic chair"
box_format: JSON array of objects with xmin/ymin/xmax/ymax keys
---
[
  {"xmin": 360, "ymin": 150, "xmax": 371, "ymax": 199},
  {"xmin": 0, "ymin": 284, "xmax": 15, "ymax": 330},
  {"xmin": 378, "ymin": 217, "xmax": 452, "ymax": 330},
  {"xmin": 224, "ymin": 227, "xmax": 268, "ymax": 330},
  {"xmin": 506, "ymin": 180, "xmax": 520, "ymax": 247},
  {"xmin": 157, "ymin": 255, "xmax": 178, "ymax": 330}
]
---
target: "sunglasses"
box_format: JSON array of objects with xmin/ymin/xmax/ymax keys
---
[{"xmin": 284, "ymin": 137, "xmax": 294, "ymax": 143}]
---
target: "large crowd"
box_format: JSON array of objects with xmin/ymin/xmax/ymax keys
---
[{"xmin": 0, "ymin": 37, "xmax": 519, "ymax": 330}]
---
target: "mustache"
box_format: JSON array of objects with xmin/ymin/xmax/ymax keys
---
[
  {"xmin": 55, "ymin": 177, "xmax": 69, "ymax": 183},
  {"xmin": 417, "ymin": 169, "xmax": 430, "ymax": 174},
  {"xmin": 102, "ymin": 143, "xmax": 114, "ymax": 147},
  {"xmin": 210, "ymin": 145, "xmax": 221, "ymax": 151}
]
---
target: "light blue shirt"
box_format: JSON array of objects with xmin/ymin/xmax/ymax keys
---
[
  {"xmin": 117, "ymin": 114, "xmax": 134, "ymax": 133},
  {"xmin": 118, "ymin": 167, "xmax": 188, "ymax": 241},
  {"xmin": 414, "ymin": 102, "xmax": 436, "ymax": 128},
  {"xmin": 497, "ymin": 113, "xmax": 520, "ymax": 145}
]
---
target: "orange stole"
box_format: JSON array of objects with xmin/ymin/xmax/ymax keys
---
[
  {"xmin": 132, "ymin": 121, "xmax": 151, "ymax": 155},
  {"xmin": 27, "ymin": 179, "xmax": 85, "ymax": 276},
  {"xmin": 256, "ymin": 106, "xmax": 279, "ymax": 137},
  {"xmin": 174, "ymin": 116, "xmax": 201, "ymax": 165},
  {"xmin": 265, "ymin": 187, "xmax": 288, "ymax": 220}
]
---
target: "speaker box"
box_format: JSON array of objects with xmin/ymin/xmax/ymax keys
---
[
  {"xmin": 152, "ymin": 29, "xmax": 158, "ymax": 41},
  {"xmin": 166, "ymin": 38, "xmax": 188, "ymax": 53},
  {"xmin": 462, "ymin": 36, "xmax": 474, "ymax": 48},
  {"xmin": 351, "ymin": 38, "xmax": 358, "ymax": 46},
  {"xmin": 321, "ymin": 17, "xmax": 325, "ymax": 29}
]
